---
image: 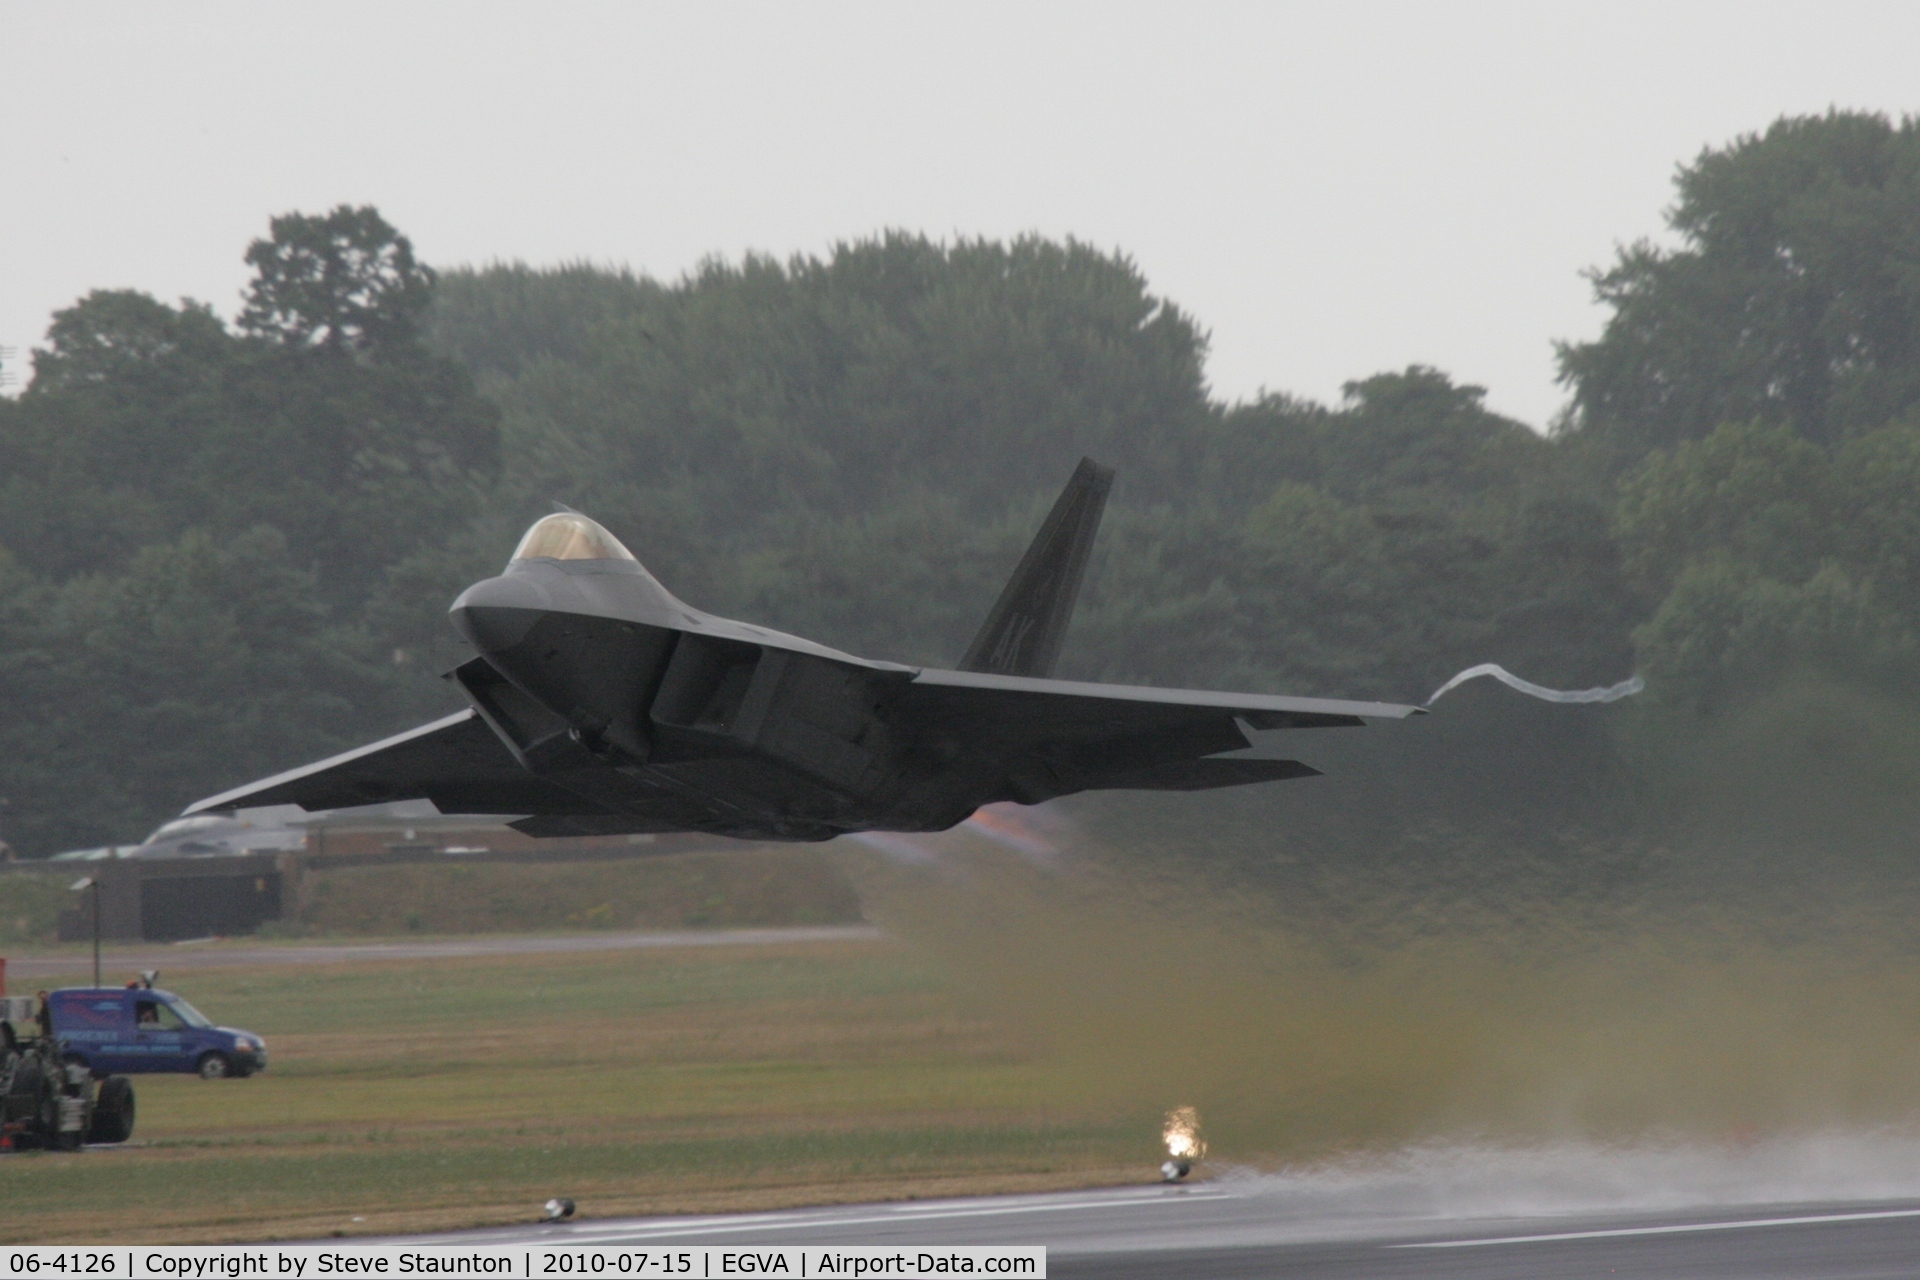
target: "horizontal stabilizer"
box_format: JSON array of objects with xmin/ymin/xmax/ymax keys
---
[
  {"xmin": 959, "ymin": 456, "xmax": 1114, "ymax": 678},
  {"xmin": 1088, "ymin": 756, "xmax": 1320, "ymax": 791}
]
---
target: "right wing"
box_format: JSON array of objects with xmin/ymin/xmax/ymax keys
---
[
  {"xmin": 182, "ymin": 709, "xmax": 586, "ymax": 817},
  {"xmin": 896, "ymin": 666, "xmax": 1422, "ymax": 802}
]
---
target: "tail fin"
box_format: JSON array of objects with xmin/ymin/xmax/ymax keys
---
[{"xmin": 958, "ymin": 456, "xmax": 1114, "ymax": 678}]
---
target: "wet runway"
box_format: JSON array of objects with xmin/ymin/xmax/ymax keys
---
[
  {"xmin": 4, "ymin": 925, "xmax": 884, "ymax": 979},
  {"xmin": 366, "ymin": 1183, "xmax": 1920, "ymax": 1278}
]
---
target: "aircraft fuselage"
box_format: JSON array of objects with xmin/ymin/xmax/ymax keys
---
[{"xmin": 450, "ymin": 556, "xmax": 971, "ymax": 840}]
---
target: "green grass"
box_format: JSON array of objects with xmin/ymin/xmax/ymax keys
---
[
  {"xmin": 0, "ymin": 869, "xmax": 76, "ymax": 947},
  {"xmin": 287, "ymin": 849, "xmax": 864, "ymax": 935},
  {"xmin": 0, "ymin": 847, "xmax": 863, "ymax": 949},
  {"xmin": 0, "ymin": 938, "xmax": 1151, "ymax": 1243}
]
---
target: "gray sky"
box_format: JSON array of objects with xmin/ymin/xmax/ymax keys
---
[{"xmin": 3, "ymin": 2, "xmax": 1916, "ymax": 427}]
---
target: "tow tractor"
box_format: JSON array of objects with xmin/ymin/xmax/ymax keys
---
[{"xmin": 2, "ymin": 994, "xmax": 136, "ymax": 1151}]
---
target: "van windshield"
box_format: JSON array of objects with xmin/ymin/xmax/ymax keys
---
[{"xmin": 165, "ymin": 998, "xmax": 213, "ymax": 1029}]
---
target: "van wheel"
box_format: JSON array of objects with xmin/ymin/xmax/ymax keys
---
[
  {"xmin": 196, "ymin": 1052, "xmax": 232, "ymax": 1080},
  {"xmin": 88, "ymin": 1077, "xmax": 135, "ymax": 1143}
]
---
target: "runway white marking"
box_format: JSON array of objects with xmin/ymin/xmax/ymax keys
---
[
  {"xmin": 1395, "ymin": 1205, "xmax": 1920, "ymax": 1248},
  {"xmin": 388, "ymin": 1191, "xmax": 1235, "ymax": 1246}
]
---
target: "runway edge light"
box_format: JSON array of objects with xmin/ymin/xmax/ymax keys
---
[{"xmin": 1161, "ymin": 1105, "xmax": 1206, "ymax": 1182}]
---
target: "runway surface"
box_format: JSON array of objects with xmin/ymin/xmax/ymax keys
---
[
  {"xmin": 364, "ymin": 1183, "xmax": 1920, "ymax": 1278},
  {"xmin": 4, "ymin": 925, "xmax": 884, "ymax": 979}
]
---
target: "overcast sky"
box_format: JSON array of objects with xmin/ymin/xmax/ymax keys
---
[{"xmin": 3, "ymin": 3, "xmax": 1916, "ymax": 428}]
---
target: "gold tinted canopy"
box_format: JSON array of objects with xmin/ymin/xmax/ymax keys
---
[{"xmin": 510, "ymin": 512, "xmax": 638, "ymax": 565}]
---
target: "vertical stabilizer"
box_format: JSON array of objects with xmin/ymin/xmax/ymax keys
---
[{"xmin": 958, "ymin": 456, "xmax": 1114, "ymax": 678}]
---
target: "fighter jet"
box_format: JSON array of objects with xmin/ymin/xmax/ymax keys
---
[{"xmin": 187, "ymin": 460, "xmax": 1421, "ymax": 840}]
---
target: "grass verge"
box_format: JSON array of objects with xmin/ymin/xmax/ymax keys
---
[
  {"xmin": 0, "ymin": 847, "xmax": 864, "ymax": 947},
  {"xmin": 0, "ymin": 937, "xmax": 1153, "ymax": 1243}
]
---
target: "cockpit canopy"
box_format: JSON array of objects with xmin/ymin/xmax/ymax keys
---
[{"xmin": 510, "ymin": 512, "xmax": 638, "ymax": 565}]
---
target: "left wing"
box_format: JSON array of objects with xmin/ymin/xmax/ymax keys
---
[
  {"xmin": 183, "ymin": 709, "xmax": 595, "ymax": 818},
  {"xmin": 895, "ymin": 667, "xmax": 1421, "ymax": 802}
]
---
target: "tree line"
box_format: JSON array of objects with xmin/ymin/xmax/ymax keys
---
[{"xmin": 2, "ymin": 110, "xmax": 1917, "ymax": 860}]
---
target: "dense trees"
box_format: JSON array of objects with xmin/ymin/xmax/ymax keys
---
[
  {"xmin": 0, "ymin": 528, "xmax": 397, "ymax": 848},
  {"xmin": 1618, "ymin": 419, "xmax": 1920, "ymax": 715},
  {"xmin": 2, "ymin": 110, "xmax": 1917, "ymax": 864},
  {"xmin": 0, "ymin": 209, "xmax": 498, "ymax": 604},
  {"xmin": 1555, "ymin": 112, "xmax": 1920, "ymax": 727},
  {"xmin": 437, "ymin": 234, "xmax": 1214, "ymax": 530},
  {"xmin": 239, "ymin": 206, "xmax": 438, "ymax": 353},
  {"xmin": 0, "ymin": 207, "xmax": 499, "ymax": 853},
  {"xmin": 1558, "ymin": 111, "xmax": 1920, "ymax": 462}
]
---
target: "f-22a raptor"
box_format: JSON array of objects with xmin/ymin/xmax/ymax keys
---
[{"xmin": 189, "ymin": 460, "xmax": 1421, "ymax": 840}]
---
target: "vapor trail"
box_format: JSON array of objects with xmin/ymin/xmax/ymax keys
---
[{"xmin": 1426, "ymin": 663, "xmax": 1645, "ymax": 706}]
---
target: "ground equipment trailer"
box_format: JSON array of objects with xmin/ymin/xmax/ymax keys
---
[{"xmin": 1, "ymin": 996, "xmax": 136, "ymax": 1151}]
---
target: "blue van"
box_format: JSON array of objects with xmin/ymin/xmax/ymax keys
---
[{"xmin": 47, "ymin": 987, "xmax": 267, "ymax": 1079}]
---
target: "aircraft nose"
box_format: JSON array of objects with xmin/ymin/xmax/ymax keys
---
[{"xmin": 450, "ymin": 574, "xmax": 552, "ymax": 652}]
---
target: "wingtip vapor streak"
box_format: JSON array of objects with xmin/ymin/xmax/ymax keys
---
[{"xmin": 188, "ymin": 459, "xmax": 1422, "ymax": 840}]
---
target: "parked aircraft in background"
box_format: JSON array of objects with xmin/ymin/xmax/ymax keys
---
[{"xmin": 48, "ymin": 811, "xmax": 307, "ymax": 861}]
